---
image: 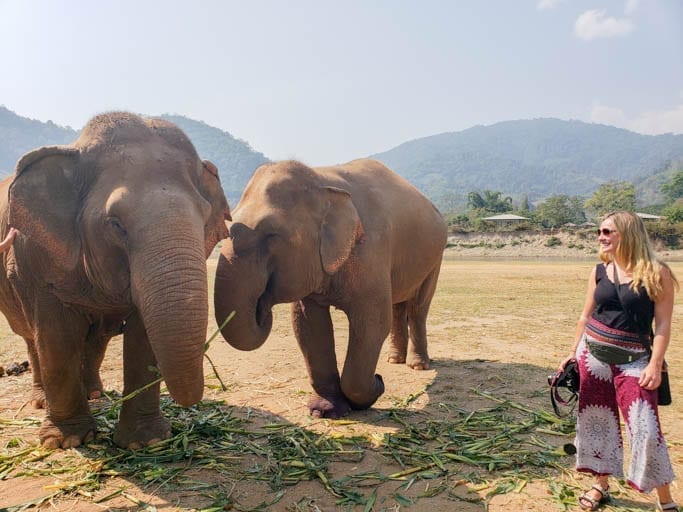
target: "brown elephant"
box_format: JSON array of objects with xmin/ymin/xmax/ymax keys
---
[
  {"xmin": 214, "ymin": 159, "xmax": 447, "ymax": 418},
  {"xmin": 0, "ymin": 112, "xmax": 230, "ymax": 449}
]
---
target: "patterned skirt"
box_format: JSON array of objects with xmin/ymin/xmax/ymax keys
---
[{"xmin": 574, "ymin": 321, "xmax": 674, "ymax": 492}]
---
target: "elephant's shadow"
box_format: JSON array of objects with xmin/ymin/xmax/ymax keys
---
[{"xmin": 333, "ymin": 357, "xmax": 573, "ymax": 435}]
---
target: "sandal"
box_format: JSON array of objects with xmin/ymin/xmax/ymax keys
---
[
  {"xmin": 579, "ymin": 484, "xmax": 610, "ymax": 510},
  {"xmin": 657, "ymin": 501, "xmax": 680, "ymax": 512}
]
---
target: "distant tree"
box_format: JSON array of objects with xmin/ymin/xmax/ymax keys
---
[
  {"xmin": 663, "ymin": 199, "xmax": 683, "ymax": 223},
  {"xmin": 584, "ymin": 181, "xmax": 636, "ymax": 216},
  {"xmin": 446, "ymin": 213, "xmax": 471, "ymax": 231},
  {"xmin": 467, "ymin": 191, "xmax": 486, "ymax": 210},
  {"xmin": 519, "ymin": 194, "xmax": 531, "ymax": 213},
  {"xmin": 661, "ymin": 169, "xmax": 683, "ymax": 204},
  {"xmin": 534, "ymin": 194, "xmax": 586, "ymax": 228},
  {"xmin": 568, "ymin": 196, "xmax": 587, "ymax": 221},
  {"xmin": 467, "ymin": 190, "xmax": 513, "ymax": 216},
  {"xmin": 485, "ymin": 190, "xmax": 513, "ymax": 213}
]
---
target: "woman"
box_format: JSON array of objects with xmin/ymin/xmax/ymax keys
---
[{"xmin": 559, "ymin": 211, "xmax": 678, "ymax": 511}]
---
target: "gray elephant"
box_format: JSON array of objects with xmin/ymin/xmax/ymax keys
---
[
  {"xmin": 0, "ymin": 112, "xmax": 230, "ymax": 449},
  {"xmin": 214, "ymin": 159, "xmax": 447, "ymax": 418}
]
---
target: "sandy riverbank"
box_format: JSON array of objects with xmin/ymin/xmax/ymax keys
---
[{"xmin": 445, "ymin": 230, "xmax": 683, "ymax": 261}]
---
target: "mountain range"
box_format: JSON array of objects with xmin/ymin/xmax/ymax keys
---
[
  {"xmin": 371, "ymin": 118, "xmax": 683, "ymax": 209},
  {"xmin": 2, "ymin": 106, "xmax": 682, "ymax": 211}
]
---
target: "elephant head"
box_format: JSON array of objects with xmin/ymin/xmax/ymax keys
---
[
  {"xmin": 8, "ymin": 112, "xmax": 230, "ymax": 405},
  {"xmin": 214, "ymin": 160, "xmax": 363, "ymax": 350}
]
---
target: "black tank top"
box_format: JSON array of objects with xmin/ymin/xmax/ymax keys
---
[{"xmin": 592, "ymin": 263, "xmax": 654, "ymax": 335}]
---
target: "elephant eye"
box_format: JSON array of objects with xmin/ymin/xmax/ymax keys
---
[
  {"xmin": 108, "ymin": 217, "xmax": 127, "ymax": 238},
  {"xmin": 265, "ymin": 233, "xmax": 281, "ymax": 246}
]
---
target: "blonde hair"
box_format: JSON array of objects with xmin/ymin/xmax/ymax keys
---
[{"xmin": 599, "ymin": 210, "xmax": 679, "ymax": 298}]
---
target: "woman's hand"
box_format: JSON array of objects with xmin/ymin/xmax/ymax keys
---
[
  {"xmin": 0, "ymin": 227, "xmax": 17, "ymax": 253},
  {"xmin": 558, "ymin": 354, "xmax": 575, "ymax": 371},
  {"xmin": 639, "ymin": 363, "xmax": 662, "ymax": 390}
]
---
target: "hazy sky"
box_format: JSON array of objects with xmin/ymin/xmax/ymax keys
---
[{"xmin": 1, "ymin": 0, "xmax": 681, "ymax": 165}]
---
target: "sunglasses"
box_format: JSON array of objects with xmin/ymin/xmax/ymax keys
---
[{"xmin": 597, "ymin": 228, "xmax": 617, "ymax": 236}]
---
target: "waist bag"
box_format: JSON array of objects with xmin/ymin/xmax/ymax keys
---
[{"xmin": 585, "ymin": 339, "xmax": 648, "ymax": 365}]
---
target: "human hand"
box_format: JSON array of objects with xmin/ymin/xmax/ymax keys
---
[
  {"xmin": 558, "ymin": 354, "xmax": 575, "ymax": 371},
  {"xmin": 0, "ymin": 227, "xmax": 18, "ymax": 252},
  {"xmin": 638, "ymin": 363, "xmax": 661, "ymax": 390}
]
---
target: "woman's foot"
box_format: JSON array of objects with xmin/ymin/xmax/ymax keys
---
[
  {"xmin": 578, "ymin": 484, "xmax": 610, "ymax": 510},
  {"xmin": 657, "ymin": 500, "xmax": 680, "ymax": 512}
]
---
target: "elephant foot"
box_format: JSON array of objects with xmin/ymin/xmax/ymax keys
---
[
  {"xmin": 30, "ymin": 385, "xmax": 46, "ymax": 409},
  {"xmin": 388, "ymin": 349, "xmax": 430, "ymax": 370},
  {"xmin": 407, "ymin": 355, "xmax": 430, "ymax": 371},
  {"xmin": 39, "ymin": 414, "xmax": 97, "ymax": 449},
  {"xmin": 113, "ymin": 414, "xmax": 171, "ymax": 450},
  {"xmin": 386, "ymin": 352, "xmax": 406, "ymax": 365},
  {"xmin": 347, "ymin": 374, "xmax": 385, "ymax": 411},
  {"xmin": 307, "ymin": 393, "xmax": 352, "ymax": 419}
]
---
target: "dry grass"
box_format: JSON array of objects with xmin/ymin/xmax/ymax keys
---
[{"xmin": 0, "ymin": 259, "xmax": 681, "ymax": 511}]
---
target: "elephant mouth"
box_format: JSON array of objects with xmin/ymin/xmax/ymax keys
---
[{"xmin": 255, "ymin": 273, "xmax": 274, "ymax": 331}]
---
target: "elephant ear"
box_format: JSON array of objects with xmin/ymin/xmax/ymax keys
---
[
  {"xmin": 199, "ymin": 160, "xmax": 230, "ymax": 257},
  {"xmin": 319, "ymin": 186, "xmax": 364, "ymax": 275},
  {"xmin": 8, "ymin": 146, "xmax": 82, "ymax": 276}
]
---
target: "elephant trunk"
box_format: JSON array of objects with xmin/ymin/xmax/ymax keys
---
[
  {"xmin": 214, "ymin": 242, "xmax": 273, "ymax": 351},
  {"xmin": 131, "ymin": 234, "xmax": 208, "ymax": 406}
]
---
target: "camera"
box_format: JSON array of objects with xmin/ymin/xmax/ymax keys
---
[
  {"xmin": 549, "ymin": 359, "xmax": 580, "ymax": 416},
  {"xmin": 549, "ymin": 360, "xmax": 579, "ymax": 390}
]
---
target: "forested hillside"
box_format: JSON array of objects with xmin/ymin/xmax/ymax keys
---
[
  {"xmin": 3, "ymin": 107, "xmax": 683, "ymax": 211},
  {"xmin": 372, "ymin": 118, "xmax": 683, "ymax": 209},
  {"xmin": 159, "ymin": 115, "xmax": 269, "ymax": 205},
  {"xmin": 0, "ymin": 107, "xmax": 77, "ymax": 176}
]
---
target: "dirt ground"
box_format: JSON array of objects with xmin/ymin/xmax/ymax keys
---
[{"xmin": 0, "ymin": 244, "xmax": 681, "ymax": 511}]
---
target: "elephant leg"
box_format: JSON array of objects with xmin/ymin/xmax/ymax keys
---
[
  {"xmin": 406, "ymin": 265, "xmax": 441, "ymax": 371},
  {"xmin": 291, "ymin": 298, "xmax": 350, "ymax": 419},
  {"xmin": 113, "ymin": 312, "xmax": 171, "ymax": 449},
  {"xmin": 339, "ymin": 297, "xmax": 390, "ymax": 410},
  {"xmin": 24, "ymin": 338, "xmax": 45, "ymax": 409},
  {"xmin": 83, "ymin": 326, "xmax": 111, "ymax": 400},
  {"xmin": 387, "ymin": 302, "xmax": 409, "ymax": 364},
  {"xmin": 34, "ymin": 307, "xmax": 96, "ymax": 449}
]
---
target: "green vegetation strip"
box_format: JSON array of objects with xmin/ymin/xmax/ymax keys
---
[{"xmin": 0, "ymin": 388, "xmax": 596, "ymax": 511}]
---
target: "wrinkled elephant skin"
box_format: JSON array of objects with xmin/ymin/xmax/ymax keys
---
[
  {"xmin": 214, "ymin": 159, "xmax": 447, "ymax": 418},
  {"xmin": 0, "ymin": 112, "xmax": 230, "ymax": 449}
]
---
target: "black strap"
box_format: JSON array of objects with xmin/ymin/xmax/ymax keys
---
[
  {"xmin": 551, "ymin": 380, "xmax": 577, "ymax": 417},
  {"xmin": 611, "ymin": 263, "xmax": 654, "ymax": 356},
  {"xmin": 549, "ymin": 361, "xmax": 578, "ymax": 416}
]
